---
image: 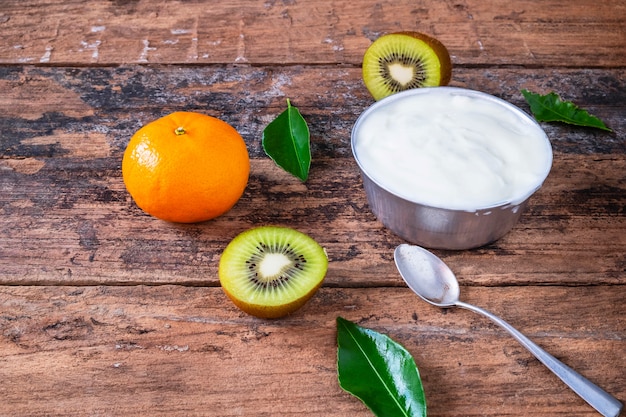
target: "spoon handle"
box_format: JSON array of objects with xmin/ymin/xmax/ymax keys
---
[{"xmin": 455, "ymin": 300, "xmax": 623, "ymax": 417}]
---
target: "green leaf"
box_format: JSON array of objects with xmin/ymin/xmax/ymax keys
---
[
  {"xmin": 521, "ymin": 89, "xmax": 611, "ymax": 131},
  {"xmin": 336, "ymin": 317, "xmax": 427, "ymax": 417},
  {"xmin": 262, "ymin": 99, "xmax": 311, "ymax": 181}
]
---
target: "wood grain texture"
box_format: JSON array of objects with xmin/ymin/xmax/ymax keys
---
[
  {"xmin": 1, "ymin": 153, "xmax": 625, "ymax": 287},
  {"xmin": 1, "ymin": 66, "xmax": 624, "ymax": 287},
  {"xmin": 0, "ymin": 0, "xmax": 624, "ymax": 415},
  {"xmin": 1, "ymin": 286, "xmax": 624, "ymax": 416},
  {"xmin": 0, "ymin": 0, "xmax": 624, "ymax": 66}
]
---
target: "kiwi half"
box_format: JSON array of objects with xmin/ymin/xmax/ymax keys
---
[
  {"xmin": 362, "ymin": 31, "xmax": 452, "ymax": 100},
  {"xmin": 219, "ymin": 226, "xmax": 328, "ymax": 319}
]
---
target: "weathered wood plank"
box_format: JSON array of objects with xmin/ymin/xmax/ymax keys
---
[
  {"xmin": 1, "ymin": 66, "xmax": 624, "ymax": 287},
  {"xmin": 1, "ymin": 154, "xmax": 625, "ymax": 286},
  {"xmin": 0, "ymin": 285, "xmax": 623, "ymax": 416},
  {"xmin": 1, "ymin": 0, "xmax": 624, "ymax": 67},
  {"xmin": 1, "ymin": 66, "xmax": 624, "ymax": 160}
]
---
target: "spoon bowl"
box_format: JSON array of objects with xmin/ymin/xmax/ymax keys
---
[
  {"xmin": 393, "ymin": 243, "xmax": 622, "ymax": 417},
  {"xmin": 394, "ymin": 243, "xmax": 459, "ymax": 307}
]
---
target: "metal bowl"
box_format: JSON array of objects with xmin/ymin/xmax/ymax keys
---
[{"xmin": 351, "ymin": 87, "xmax": 552, "ymax": 250}]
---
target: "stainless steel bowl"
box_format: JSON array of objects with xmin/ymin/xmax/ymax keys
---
[{"xmin": 351, "ymin": 87, "xmax": 552, "ymax": 250}]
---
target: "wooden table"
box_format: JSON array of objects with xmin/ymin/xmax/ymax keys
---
[{"xmin": 1, "ymin": 1, "xmax": 624, "ymax": 415}]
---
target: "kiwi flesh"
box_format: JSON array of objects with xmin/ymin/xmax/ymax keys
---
[
  {"xmin": 362, "ymin": 31, "xmax": 452, "ymax": 100},
  {"xmin": 218, "ymin": 226, "xmax": 328, "ymax": 319}
]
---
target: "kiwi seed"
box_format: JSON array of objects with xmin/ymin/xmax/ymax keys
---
[
  {"xmin": 362, "ymin": 31, "xmax": 452, "ymax": 100},
  {"xmin": 219, "ymin": 226, "xmax": 328, "ymax": 319}
]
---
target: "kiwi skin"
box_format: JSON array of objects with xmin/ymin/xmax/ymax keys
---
[
  {"xmin": 362, "ymin": 31, "xmax": 452, "ymax": 100},
  {"xmin": 400, "ymin": 31, "xmax": 452, "ymax": 86},
  {"xmin": 219, "ymin": 226, "xmax": 328, "ymax": 319},
  {"xmin": 222, "ymin": 282, "xmax": 323, "ymax": 319}
]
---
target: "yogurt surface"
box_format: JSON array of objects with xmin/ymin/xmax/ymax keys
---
[{"xmin": 353, "ymin": 88, "xmax": 552, "ymax": 210}]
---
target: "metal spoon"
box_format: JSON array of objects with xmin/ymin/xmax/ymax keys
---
[{"xmin": 394, "ymin": 243, "xmax": 623, "ymax": 417}]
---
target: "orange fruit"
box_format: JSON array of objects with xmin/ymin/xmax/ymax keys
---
[{"xmin": 122, "ymin": 111, "xmax": 249, "ymax": 223}]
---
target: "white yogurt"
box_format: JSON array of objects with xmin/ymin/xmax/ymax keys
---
[{"xmin": 353, "ymin": 88, "xmax": 552, "ymax": 210}]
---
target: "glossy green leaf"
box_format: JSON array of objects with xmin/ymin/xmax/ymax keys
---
[
  {"xmin": 262, "ymin": 99, "xmax": 311, "ymax": 181},
  {"xmin": 521, "ymin": 89, "xmax": 611, "ymax": 131},
  {"xmin": 336, "ymin": 317, "xmax": 427, "ymax": 417}
]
